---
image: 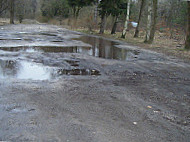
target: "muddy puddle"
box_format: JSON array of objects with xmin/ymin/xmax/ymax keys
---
[
  {"xmin": 0, "ymin": 59, "xmax": 100, "ymax": 80},
  {"xmin": 74, "ymin": 36, "xmax": 140, "ymax": 60},
  {"xmin": 57, "ymin": 69, "xmax": 100, "ymax": 76},
  {"xmin": 0, "ymin": 35, "xmax": 140, "ymax": 80},
  {"xmin": 0, "ymin": 60, "xmax": 51, "ymax": 80},
  {"xmin": 0, "ymin": 36, "xmax": 140, "ymax": 60}
]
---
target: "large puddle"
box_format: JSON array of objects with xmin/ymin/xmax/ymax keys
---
[
  {"xmin": 0, "ymin": 60, "xmax": 51, "ymax": 80},
  {"xmin": 0, "ymin": 36, "xmax": 140, "ymax": 60},
  {"xmin": 0, "ymin": 35, "xmax": 140, "ymax": 80},
  {"xmin": 75, "ymin": 36, "xmax": 140, "ymax": 60},
  {"xmin": 0, "ymin": 59, "xmax": 100, "ymax": 80}
]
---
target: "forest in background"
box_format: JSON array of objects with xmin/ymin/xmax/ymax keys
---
[{"xmin": 0, "ymin": 0, "xmax": 190, "ymax": 51}]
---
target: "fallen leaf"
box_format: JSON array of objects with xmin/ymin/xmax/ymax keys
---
[{"xmin": 147, "ymin": 106, "xmax": 152, "ymax": 109}]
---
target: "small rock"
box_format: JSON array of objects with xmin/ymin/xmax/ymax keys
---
[
  {"xmin": 176, "ymin": 45, "xmax": 182, "ymax": 47},
  {"xmin": 153, "ymin": 110, "xmax": 160, "ymax": 113},
  {"xmin": 133, "ymin": 122, "xmax": 137, "ymax": 125},
  {"xmin": 28, "ymin": 109, "xmax": 35, "ymax": 111}
]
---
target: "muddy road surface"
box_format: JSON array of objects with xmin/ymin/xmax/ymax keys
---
[{"xmin": 0, "ymin": 24, "xmax": 190, "ymax": 142}]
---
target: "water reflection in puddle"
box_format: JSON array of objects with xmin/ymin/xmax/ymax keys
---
[
  {"xmin": 0, "ymin": 35, "xmax": 139, "ymax": 80},
  {"xmin": 75, "ymin": 36, "xmax": 140, "ymax": 60},
  {"xmin": 0, "ymin": 60, "xmax": 51, "ymax": 80},
  {"xmin": 0, "ymin": 36, "xmax": 140, "ymax": 61},
  {"xmin": 17, "ymin": 61, "xmax": 51, "ymax": 80},
  {"xmin": 0, "ymin": 59, "xmax": 100, "ymax": 80}
]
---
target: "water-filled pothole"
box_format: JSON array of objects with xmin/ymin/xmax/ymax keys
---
[
  {"xmin": 39, "ymin": 33, "xmax": 57, "ymax": 36},
  {"xmin": 0, "ymin": 36, "xmax": 140, "ymax": 61},
  {"xmin": 0, "ymin": 60, "xmax": 51, "ymax": 80},
  {"xmin": 0, "ymin": 59, "xmax": 100, "ymax": 80},
  {"xmin": 74, "ymin": 36, "xmax": 140, "ymax": 60},
  {"xmin": 65, "ymin": 60, "xmax": 79, "ymax": 67},
  {"xmin": 56, "ymin": 69, "xmax": 100, "ymax": 76},
  {"xmin": 0, "ymin": 35, "xmax": 141, "ymax": 80}
]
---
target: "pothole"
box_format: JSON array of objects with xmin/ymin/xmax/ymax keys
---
[
  {"xmin": 56, "ymin": 69, "xmax": 100, "ymax": 76},
  {"xmin": 65, "ymin": 60, "xmax": 80, "ymax": 67},
  {"xmin": 0, "ymin": 35, "xmax": 141, "ymax": 61},
  {"xmin": 0, "ymin": 59, "xmax": 101, "ymax": 80}
]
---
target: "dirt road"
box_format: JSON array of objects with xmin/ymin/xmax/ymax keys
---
[{"xmin": 0, "ymin": 24, "xmax": 190, "ymax": 142}]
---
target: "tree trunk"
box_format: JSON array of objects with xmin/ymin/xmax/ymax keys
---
[
  {"xmin": 148, "ymin": 0, "xmax": 158, "ymax": 43},
  {"xmin": 185, "ymin": 2, "xmax": 190, "ymax": 50},
  {"xmin": 76, "ymin": 7, "xmax": 81, "ymax": 19},
  {"xmin": 10, "ymin": 0, "xmax": 15, "ymax": 24},
  {"xmin": 144, "ymin": 0, "xmax": 152, "ymax": 43},
  {"xmin": 111, "ymin": 16, "xmax": 118, "ymax": 34},
  {"xmin": 99, "ymin": 13, "xmax": 106, "ymax": 34},
  {"xmin": 168, "ymin": 1, "xmax": 174, "ymax": 39},
  {"xmin": 134, "ymin": 0, "xmax": 145, "ymax": 38},
  {"xmin": 73, "ymin": 7, "xmax": 76, "ymax": 18},
  {"xmin": 121, "ymin": 0, "xmax": 131, "ymax": 38},
  {"xmin": 94, "ymin": 0, "xmax": 99, "ymax": 24}
]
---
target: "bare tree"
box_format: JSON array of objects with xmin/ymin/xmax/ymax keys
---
[
  {"xmin": 144, "ymin": 0, "xmax": 158, "ymax": 43},
  {"xmin": 94, "ymin": 0, "xmax": 99, "ymax": 24},
  {"xmin": 134, "ymin": 0, "xmax": 145, "ymax": 38},
  {"xmin": 121, "ymin": 0, "xmax": 131, "ymax": 38},
  {"xmin": 99, "ymin": 13, "xmax": 107, "ymax": 34},
  {"xmin": 149, "ymin": 0, "xmax": 158, "ymax": 43},
  {"xmin": 9, "ymin": 0, "xmax": 15, "ymax": 24},
  {"xmin": 144, "ymin": 0, "xmax": 152, "ymax": 43},
  {"xmin": 111, "ymin": 15, "xmax": 119, "ymax": 34}
]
